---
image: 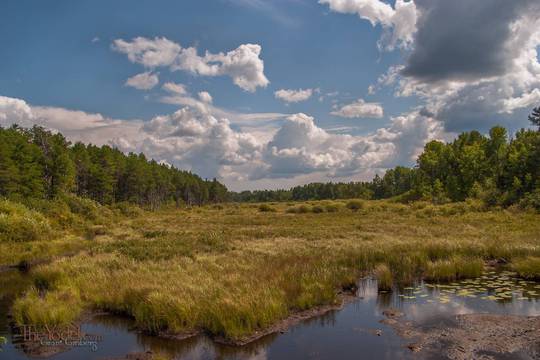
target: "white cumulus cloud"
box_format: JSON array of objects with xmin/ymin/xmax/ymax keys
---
[
  {"xmin": 162, "ymin": 82, "xmax": 188, "ymax": 95},
  {"xmin": 274, "ymin": 88, "xmax": 314, "ymax": 103},
  {"xmin": 330, "ymin": 98, "xmax": 384, "ymax": 118},
  {"xmin": 112, "ymin": 37, "xmax": 269, "ymax": 92},
  {"xmin": 125, "ymin": 71, "xmax": 159, "ymax": 90},
  {"xmin": 198, "ymin": 91, "xmax": 213, "ymax": 104},
  {"xmin": 319, "ymin": 0, "xmax": 417, "ymax": 50}
]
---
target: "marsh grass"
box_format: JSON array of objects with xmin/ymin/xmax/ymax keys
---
[
  {"xmin": 258, "ymin": 204, "xmax": 276, "ymax": 212},
  {"xmin": 0, "ymin": 200, "xmax": 52, "ymax": 242},
  {"xmin": 424, "ymin": 257, "xmax": 484, "ymax": 281},
  {"xmin": 374, "ymin": 264, "xmax": 393, "ymax": 291},
  {"xmin": 346, "ymin": 200, "xmax": 364, "ymax": 211},
  {"xmin": 513, "ymin": 257, "xmax": 540, "ymax": 280},
  {"xmin": 7, "ymin": 199, "xmax": 540, "ymax": 342}
]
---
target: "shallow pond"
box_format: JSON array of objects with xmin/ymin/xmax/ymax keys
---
[{"xmin": 1, "ymin": 270, "xmax": 539, "ymax": 360}]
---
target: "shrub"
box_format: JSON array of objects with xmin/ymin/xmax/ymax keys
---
[
  {"xmin": 512, "ymin": 257, "xmax": 540, "ymax": 280},
  {"xmin": 518, "ymin": 190, "xmax": 540, "ymax": 212},
  {"xmin": 346, "ymin": 200, "xmax": 364, "ymax": 211},
  {"xmin": 112, "ymin": 202, "xmax": 143, "ymax": 217},
  {"xmin": 285, "ymin": 205, "xmax": 312, "ymax": 214},
  {"xmin": 61, "ymin": 194, "xmax": 100, "ymax": 221},
  {"xmin": 311, "ymin": 205, "xmax": 324, "ymax": 213},
  {"xmin": 0, "ymin": 200, "xmax": 52, "ymax": 242},
  {"xmin": 258, "ymin": 204, "xmax": 276, "ymax": 212},
  {"xmin": 297, "ymin": 205, "xmax": 311, "ymax": 213},
  {"xmin": 325, "ymin": 204, "xmax": 339, "ymax": 212}
]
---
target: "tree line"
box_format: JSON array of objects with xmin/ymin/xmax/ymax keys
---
[
  {"xmin": 232, "ymin": 107, "xmax": 540, "ymax": 209},
  {"xmin": 0, "ymin": 125, "xmax": 228, "ymax": 207}
]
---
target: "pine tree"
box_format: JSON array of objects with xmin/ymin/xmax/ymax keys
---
[{"xmin": 528, "ymin": 106, "xmax": 540, "ymax": 130}]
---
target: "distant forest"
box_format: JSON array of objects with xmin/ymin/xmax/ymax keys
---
[
  {"xmin": 0, "ymin": 125, "xmax": 228, "ymax": 208},
  {"xmin": 233, "ymin": 107, "xmax": 540, "ymax": 209},
  {"xmin": 1, "ymin": 107, "xmax": 539, "ymax": 209}
]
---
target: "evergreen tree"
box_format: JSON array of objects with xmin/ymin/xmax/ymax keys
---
[{"xmin": 528, "ymin": 106, "xmax": 540, "ymax": 130}]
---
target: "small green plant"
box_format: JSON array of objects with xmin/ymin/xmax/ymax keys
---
[
  {"xmin": 258, "ymin": 204, "xmax": 276, "ymax": 212},
  {"xmin": 374, "ymin": 264, "xmax": 393, "ymax": 291},
  {"xmin": 324, "ymin": 204, "xmax": 339, "ymax": 212},
  {"xmin": 513, "ymin": 257, "xmax": 540, "ymax": 280},
  {"xmin": 0, "ymin": 200, "xmax": 52, "ymax": 242},
  {"xmin": 346, "ymin": 200, "xmax": 364, "ymax": 211},
  {"xmin": 311, "ymin": 205, "xmax": 324, "ymax": 213}
]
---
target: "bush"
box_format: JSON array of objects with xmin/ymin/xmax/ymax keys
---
[
  {"xmin": 61, "ymin": 194, "xmax": 100, "ymax": 221},
  {"xmin": 297, "ymin": 205, "xmax": 311, "ymax": 213},
  {"xmin": 112, "ymin": 202, "xmax": 143, "ymax": 217},
  {"xmin": 512, "ymin": 257, "xmax": 540, "ymax": 280},
  {"xmin": 311, "ymin": 205, "xmax": 324, "ymax": 213},
  {"xmin": 285, "ymin": 205, "xmax": 311, "ymax": 214},
  {"xmin": 325, "ymin": 204, "xmax": 339, "ymax": 212},
  {"xmin": 258, "ymin": 204, "xmax": 276, "ymax": 212},
  {"xmin": 518, "ymin": 189, "xmax": 540, "ymax": 212},
  {"xmin": 346, "ymin": 200, "xmax": 364, "ymax": 211},
  {"xmin": 0, "ymin": 200, "xmax": 52, "ymax": 242}
]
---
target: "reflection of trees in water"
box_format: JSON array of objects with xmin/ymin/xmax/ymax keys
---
[
  {"xmin": 299, "ymin": 311, "xmax": 337, "ymax": 328},
  {"xmin": 0, "ymin": 271, "xmax": 33, "ymax": 335},
  {"xmin": 89, "ymin": 315, "xmax": 207, "ymax": 359},
  {"xmin": 214, "ymin": 334, "xmax": 278, "ymax": 360},
  {"xmin": 89, "ymin": 314, "xmax": 276, "ymax": 359}
]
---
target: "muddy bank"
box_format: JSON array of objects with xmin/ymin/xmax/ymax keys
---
[{"xmin": 382, "ymin": 310, "xmax": 540, "ymax": 359}]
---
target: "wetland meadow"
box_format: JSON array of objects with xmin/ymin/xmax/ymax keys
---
[{"xmin": 1, "ymin": 198, "xmax": 539, "ymax": 359}]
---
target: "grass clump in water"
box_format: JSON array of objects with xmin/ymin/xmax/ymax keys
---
[
  {"xmin": 424, "ymin": 257, "xmax": 483, "ymax": 282},
  {"xmin": 374, "ymin": 263, "xmax": 393, "ymax": 291},
  {"xmin": 512, "ymin": 257, "xmax": 540, "ymax": 280},
  {"xmin": 12, "ymin": 287, "xmax": 82, "ymax": 328}
]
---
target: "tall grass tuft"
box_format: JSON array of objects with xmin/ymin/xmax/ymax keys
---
[
  {"xmin": 346, "ymin": 200, "xmax": 364, "ymax": 211},
  {"xmin": 512, "ymin": 257, "xmax": 540, "ymax": 280},
  {"xmin": 374, "ymin": 264, "xmax": 393, "ymax": 291},
  {"xmin": 424, "ymin": 257, "xmax": 483, "ymax": 282}
]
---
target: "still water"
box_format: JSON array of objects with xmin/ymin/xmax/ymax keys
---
[{"xmin": 1, "ymin": 270, "xmax": 539, "ymax": 360}]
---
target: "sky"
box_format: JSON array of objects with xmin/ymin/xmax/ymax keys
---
[{"xmin": 1, "ymin": 0, "xmax": 539, "ymax": 191}]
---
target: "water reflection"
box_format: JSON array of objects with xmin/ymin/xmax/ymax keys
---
[{"xmin": 1, "ymin": 270, "xmax": 539, "ymax": 360}]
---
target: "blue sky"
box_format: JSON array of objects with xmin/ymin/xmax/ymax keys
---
[{"xmin": 1, "ymin": 0, "xmax": 539, "ymax": 190}]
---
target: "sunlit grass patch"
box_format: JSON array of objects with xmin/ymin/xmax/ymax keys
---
[
  {"xmin": 7, "ymin": 199, "xmax": 540, "ymax": 342},
  {"xmin": 0, "ymin": 199, "xmax": 52, "ymax": 242},
  {"xmin": 12, "ymin": 287, "xmax": 82, "ymax": 328},
  {"xmin": 374, "ymin": 263, "xmax": 393, "ymax": 291},
  {"xmin": 513, "ymin": 257, "xmax": 540, "ymax": 280},
  {"xmin": 424, "ymin": 257, "xmax": 484, "ymax": 282}
]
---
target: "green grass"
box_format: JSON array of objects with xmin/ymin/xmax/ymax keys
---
[
  {"xmin": 512, "ymin": 257, "xmax": 540, "ymax": 280},
  {"xmin": 5, "ymin": 199, "xmax": 540, "ymax": 342},
  {"xmin": 374, "ymin": 263, "xmax": 393, "ymax": 291},
  {"xmin": 424, "ymin": 257, "xmax": 484, "ymax": 281},
  {"xmin": 0, "ymin": 199, "xmax": 52, "ymax": 242}
]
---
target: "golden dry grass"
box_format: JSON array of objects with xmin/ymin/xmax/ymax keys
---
[{"xmin": 9, "ymin": 199, "xmax": 540, "ymax": 341}]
